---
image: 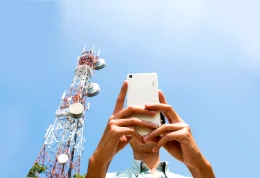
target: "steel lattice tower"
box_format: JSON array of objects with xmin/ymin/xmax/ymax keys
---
[{"xmin": 27, "ymin": 46, "xmax": 106, "ymax": 178}]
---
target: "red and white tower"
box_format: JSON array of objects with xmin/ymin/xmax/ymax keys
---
[{"xmin": 27, "ymin": 46, "xmax": 106, "ymax": 178}]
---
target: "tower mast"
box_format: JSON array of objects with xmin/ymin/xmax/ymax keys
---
[{"xmin": 27, "ymin": 46, "xmax": 106, "ymax": 178}]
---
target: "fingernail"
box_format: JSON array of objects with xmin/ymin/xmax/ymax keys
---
[
  {"xmin": 152, "ymin": 148, "xmax": 157, "ymax": 152},
  {"xmin": 152, "ymin": 123, "xmax": 159, "ymax": 128},
  {"xmin": 143, "ymin": 136, "xmax": 148, "ymax": 142},
  {"xmin": 150, "ymin": 111, "xmax": 156, "ymax": 114}
]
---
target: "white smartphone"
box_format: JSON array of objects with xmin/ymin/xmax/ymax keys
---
[{"xmin": 127, "ymin": 73, "xmax": 161, "ymax": 136}]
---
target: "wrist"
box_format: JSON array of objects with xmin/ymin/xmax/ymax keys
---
[
  {"xmin": 90, "ymin": 150, "xmax": 110, "ymax": 166},
  {"xmin": 186, "ymin": 154, "xmax": 215, "ymax": 178},
  {"xmin": 86, "ymin": 153, "xmax": 111, "ymax": 178}
]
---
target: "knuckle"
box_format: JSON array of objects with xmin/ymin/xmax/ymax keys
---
[
  {"xmin": 163, "ymin": 124, "xmax": 170, "ymax": 130},
  {"xmin": 160, "ymin": 124, "xmax": 167, "ymax": 130},
  {"xmin": 108, "ymin": 120, "xmax": 115, "ymax": 128},
  {"xmin": 165, "ymin": 104, "xmax": 172, "ymax": 109},
  {"xmin": 182, "ymin": 127, "xmax": 192, "ymax": 139},
  {"xmin": 163, "ymin": 124, "xmax": 172, "ymax": 131},
  {"xmin": 109, "ymin": 115, "xmax": 115, "ymax": 120},
  {"xmin": 164, "ymin": 133, "xmax": 171, "ymax": 141},
  {"xmin": 131, "ymin": 117, "xmax": 140, "ymax": 123},
  {"xmin": 129, "ymin": 117, "xmax": 136, "ymax": 122},
  {"xmin": 185, "ymin": 125, "xmax": 191, "ymax": 133},
  {"xmin": 110, "ymin": 126, "xmax": 119, "ymax": 135},
  {"xmin": 128, "ymin": 105, "xmax": 134, "ymax": 111},
  {"xmin": 165, "ymin": 104, "xmax": 172, "ymax": 112}
]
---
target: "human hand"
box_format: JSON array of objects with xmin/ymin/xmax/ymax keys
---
[
  {"xmin": 143, "ymin": 91, "xmax": 212, "ymax": 172},
  {"xmin": 92, "ymin": 81, "xmax": 159, "ymax": 164}
]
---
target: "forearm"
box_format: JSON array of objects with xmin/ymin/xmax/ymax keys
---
[
  {"xmin": 86, "ymin": 154, "xmax": 111, "ymax": 178},
  {"xmin": 187, "ymin": 154, "xmax": 215, "ymax": 178}
]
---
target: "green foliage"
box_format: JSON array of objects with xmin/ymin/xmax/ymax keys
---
[
  {"xmin": 27, "ymin": 164, "xmax": 85, "ymax": 178},
  {"xmin": 73, "ymin": 173, "xmax": 86, "ymax": 178},
  {"xmin": 27, "ymin": 163, "xmax": 46, "ymax": 178}
]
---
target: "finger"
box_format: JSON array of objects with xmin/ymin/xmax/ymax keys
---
[
  {"xmin": 145, "ymin": 103, "xmax": 183, "ymax": 123},
  {"xmin": 148, "ymin": 136, "xmax": 161, "ymax": 143},
  {"xmin": 152, "ymin": 130, "xmax": 183, "ymax": 152},
  {"xmin": 113, "ymin": 81, "xmax": 128, "ymax": 114},
  {"xmin": 145, "ymin": 103, "xmax": 174, "ymax": 115},
  {"xmin": 126, "ymin": 135, "xmax": 133, "ymax": 141},
  {"xmin": 119, "ymin": 135, "xmax": 132, "ymax": 143},
  {"xmin": 114, "ymin": 117, "xmax": 159, "ymax": 129},
  {"xmin": 116, "ymin": 106, "xmax": 156, "ymax": 119},
  {"xmin": 158, "ymin": 90, "xmax": 167, "ymax": 104},
  {"xmin": 143, "ymin": 123, "xmax": 186, "ymax": 142},
  {"xmin": 113, "ymin": 127, "xmax": 145, "ymax": 144}
]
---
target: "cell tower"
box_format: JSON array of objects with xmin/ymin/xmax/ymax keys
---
[{"xmin": 27, "ymin": 46, "xmax": 106, "ymax": 178}]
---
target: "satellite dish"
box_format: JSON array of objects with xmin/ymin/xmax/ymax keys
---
[
  {"xmin": 87, "ymin": 83, "xmax": 100, "ymax": 97},
  {"xmin": 94, "ymin": 58, "xmax": 106, "ymax": 70},
  {"xmin": 68, "ymin": 103, "xmax": 84, "ymax": 118},
  {"xmin": 58, "ymin": 154, "xmax": 68, "ymax": 165}
]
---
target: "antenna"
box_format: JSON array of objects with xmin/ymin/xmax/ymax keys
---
[
  {"xmin": 27, "ymin": 45, "xmax": 106, "ymax": 178},
  {"xmin": 83, "ymin": 45, "xmax": 86, "ymax": 52}
]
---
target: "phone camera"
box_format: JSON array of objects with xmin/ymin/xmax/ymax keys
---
[{"xmin": 129, "ymin": 75, "xmax": 132, "ymax": 78}]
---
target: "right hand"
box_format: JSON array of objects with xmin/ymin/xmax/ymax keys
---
[{"xmin": 92, "ymin": 81, "xmax": 159, "ymax": 164}]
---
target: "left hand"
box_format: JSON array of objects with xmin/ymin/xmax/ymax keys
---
[{"xmin": 143, "ymin": 90, "xmax": 205, "ymax": 169}]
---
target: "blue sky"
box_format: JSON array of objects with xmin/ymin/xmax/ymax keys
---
[{"xmin": 0, "ymin": 0, "xmax": 259, "ymax": 177}]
